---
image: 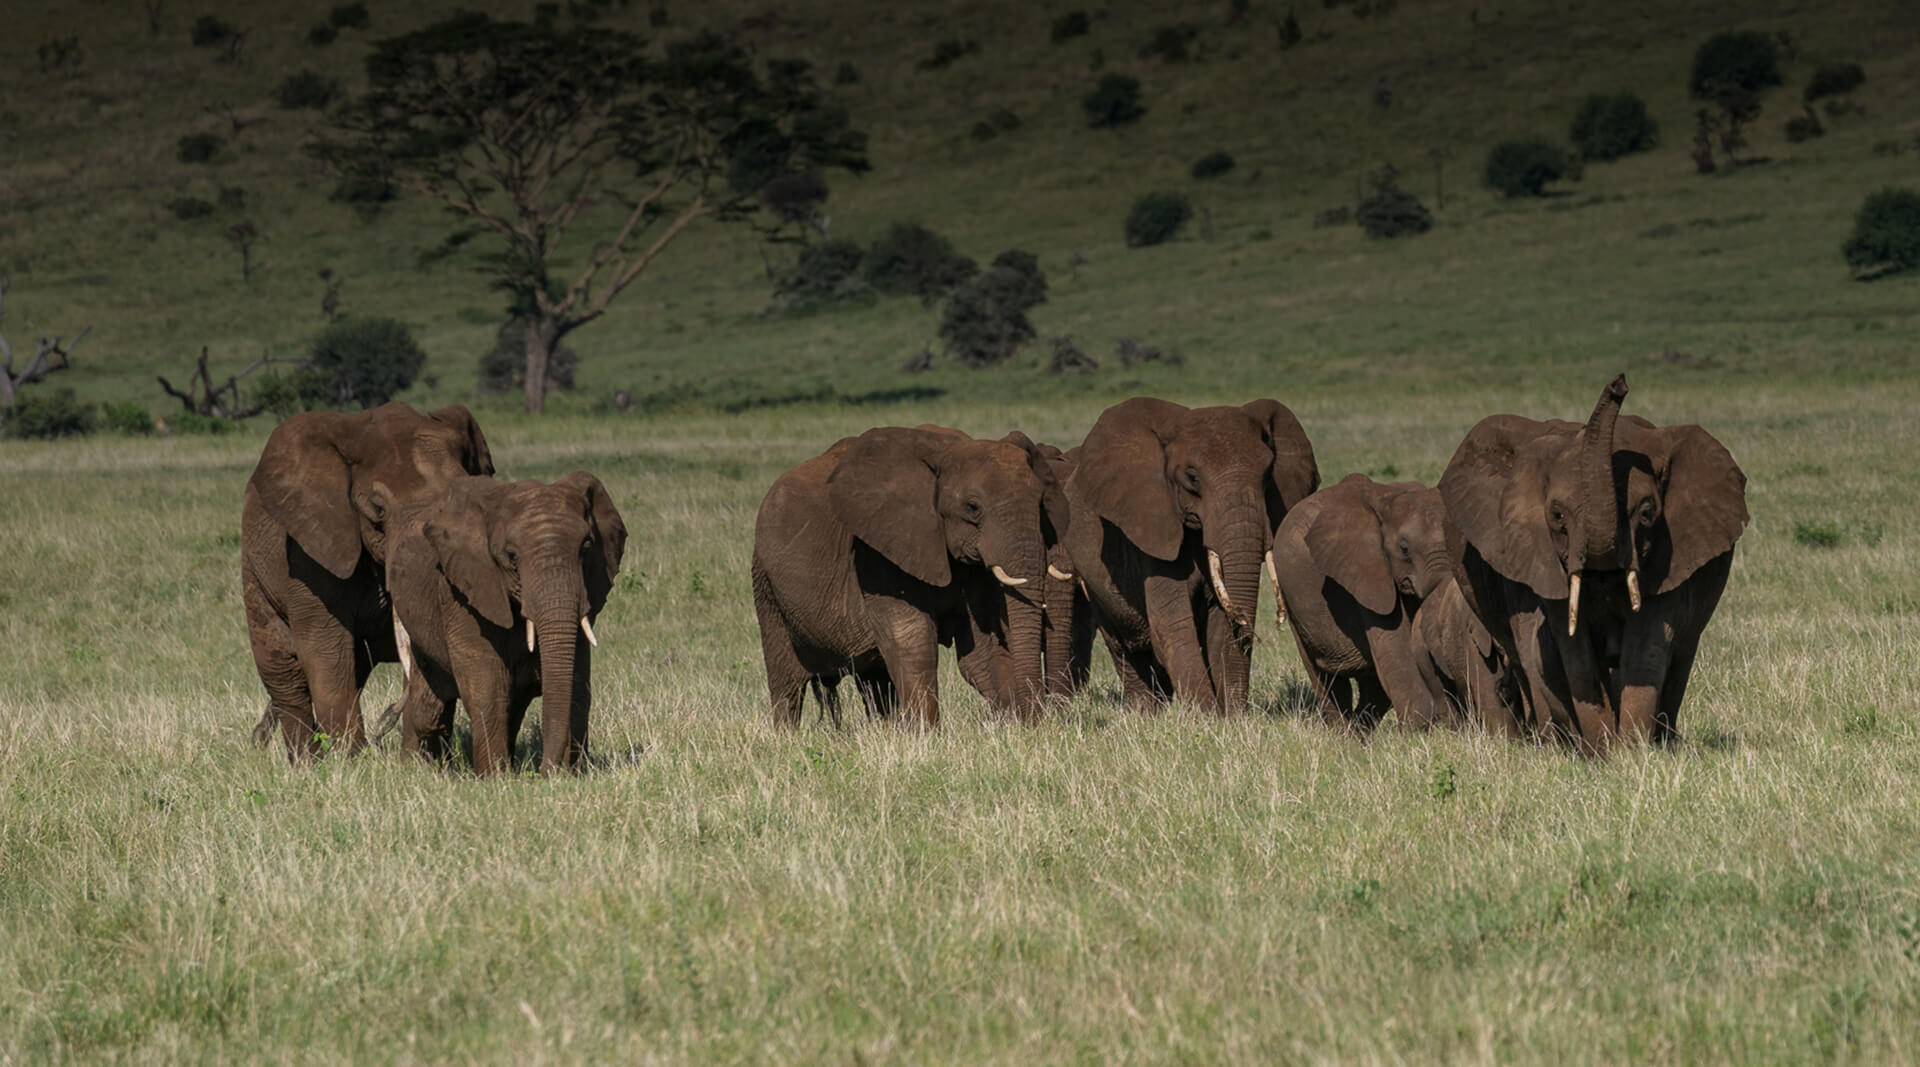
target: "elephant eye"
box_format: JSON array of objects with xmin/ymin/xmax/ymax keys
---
[
  {"xmin": 1549, "ymin": 503, "xmax": 1566, "ymax": 526},
  {"xmin": 1397, "ymin": 537, "xmax": 1411, "ymax": 560},
  {"xmin": 1181, "ymin": 467, "xmax": 1201, "ymax": 493},
  {"xmin": 962, "ymin": 498, "xmax": 983, "ymax": 522},
  {"xmin": 504, "ymin": 548, "xmax": 518, "ymax": 567},
  {"xmin": 1639, "ymin": 500, "xmax": 1656, "ymax": 523}
]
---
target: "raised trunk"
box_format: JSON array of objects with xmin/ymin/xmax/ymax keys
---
[{"xmin": 1574, "ymin": 375, "xmax": 1629, "ymax": 573}]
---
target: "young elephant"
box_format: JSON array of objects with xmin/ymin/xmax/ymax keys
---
[
  {"xmin": 752, "ymin": 426, "xmax": 1067, "ymax": 729},
  {"xmin": 385, "ymin": 473, "xmax": 626, "ymax": 775},
  {"xmin": 1413, "ymin": 579, "xmax": 1523, "ymax": 736},
  {"xmin": 1275, "ymin": 475, "xmax": 1455, "ymax": 731}
]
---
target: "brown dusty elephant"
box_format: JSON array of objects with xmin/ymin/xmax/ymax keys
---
[
  {"xmin": 1037, "ymin": 442, "xmax": 1094, "ymax": 704},
  {"xmin": 1413, "ymin": 578, "xmax": 1523, "ymax": 735},
  {"xmin": 384, "ymin": 473, "xmax": 626, "ymax": 775},
  {"xmin": 1439, "ymin": 375, "xmax": 1748, "ymax": 753},
  {"xmin": 1274, "ymin": 475, "xmax": 1461, "ymax": 732},
  {"xmin": 1064, "ymin": 397, "xmax": 1319, "ymax": 714},
  {"xmin": 241, "ymin": 402, "xmax": 493, "ymax": 759},
  {"xmin": 752, "ymin": 425, "xmax": 1066, "ymax": 729}
]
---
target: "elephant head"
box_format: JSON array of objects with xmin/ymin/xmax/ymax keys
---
[
  {"xmin": 419, "ymin": 472, "xmax": 626, "ymax": 771},
  {"xmin": 828, "ymin": 426, "xmax": 1057, "ymax": 716},
  {"xmin": 248, "ymin": 402, "xmax": 494, "ymax": 579},
  {"xmin": 1304, "ymin": 477, "xmax": 1452, "ymax": 617}
]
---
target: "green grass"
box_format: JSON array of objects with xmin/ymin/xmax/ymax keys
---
[{"xmin": 3, "ymin": 0, "xmax": 1920, "ymax": 1060}]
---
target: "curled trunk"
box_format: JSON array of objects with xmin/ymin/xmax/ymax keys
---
[{"xmin": 1574, "ymin": 375, "xmax": 1629, "ymax": 574}]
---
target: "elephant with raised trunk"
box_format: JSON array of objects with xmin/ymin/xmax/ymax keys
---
[
  {"xmin": 384, "ymin": 473, "xmax": 626, "ymax": 775},
  {"xmin": 241, "ymin": 402, "xmax": 493, "ymax": 760},
  {"xmin": 1440, "ymin": 375, "xmax": 1748, "ymax": 752},
  {"xmin": 1065, "ymin": 397, "xmax": 1318, "ymax": 714},
  {"xmin": 752, "ymin": 426, "xmax": 1067, "ymax": 729}
]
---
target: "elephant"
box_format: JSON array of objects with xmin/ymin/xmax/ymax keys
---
[
  {"xmin": 1439, "ymin": 374, "xmax": 1748, "ymax": 752},
  {"xmin": 751, "ymin": 425, "xmax": 1067, "ymax": 729},
  {"xmin": 1037, "ymin": 442, "xmax": 1094, "ymax": 704},
  {"xmin": 384, "ymin": 473, "xmax": 626, "ymax": 774},
  {"xmin": 1064, "ymin": 397, "xmax": 1319, "ymax": 714},
  {"xmin": 240, "ymin": 402, "xmax": 493, "ymax": 759},
  {"xmin": 1273, "ymin": 475, "xmax": 1458, "ymax": 732},
  {"xmin": 1413, "ymin": 578, "xmax": 1523, "ymax": 736}
]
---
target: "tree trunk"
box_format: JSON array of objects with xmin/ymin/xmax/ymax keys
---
[{"xmin": 523, "ymin": 318, "xmax": 556, "ymax": 415}]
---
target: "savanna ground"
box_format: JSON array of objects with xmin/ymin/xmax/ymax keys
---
[{"xmin": 2, "ymin": 0, "xmax": 1919, "ymax": 1060}]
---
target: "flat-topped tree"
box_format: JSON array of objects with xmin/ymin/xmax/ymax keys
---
[{"xmin": 308, "ymin": 13, "xmax": 868, "ymax": 413}]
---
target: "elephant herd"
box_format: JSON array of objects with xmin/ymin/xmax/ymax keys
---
[{"xmin": 239, "ymin": 375, "xmax": 1747, "ymax": 773}]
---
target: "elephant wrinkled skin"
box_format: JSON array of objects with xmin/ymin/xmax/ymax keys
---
[
  {"xmin": 240, "ymin": 402, "xmax": 493, "ymax": 759},
  {"xmin": 1065, "ymin": 397, "xmax": 1318, "ymax": 714},
  {"xmin": 385, "ymin": 473, "xmax": 626, "ymax": 775}
]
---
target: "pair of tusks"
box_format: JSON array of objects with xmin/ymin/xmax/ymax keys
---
[
  {"xmin": 526, "ymin": 617, "xmax": 597, "ymax": 651},
  {"xmin": 1565, "ymin": 570, "xmax": 1643, "ymax": 636},
  {"xmin": 992, "ymin": 564, "xmax": 1070, "ymax": 587},
  {"xmin": 1207, "ymin": 550, "xmax": 1255, "ymax": 628}
]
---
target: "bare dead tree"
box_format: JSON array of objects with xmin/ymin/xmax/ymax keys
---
[
  {"xmin": 318, "ymin": 268, "xmax": 343, "ymax": 321},
  {"xmin": 204, "ymin": 102, "xmax": 269, "ymax": 137},
  {"xmin": 0, "ymin": 279, "xmax": 92, "ymax": 410},
  {"xmin": 156, "ymin": 346, "xmax": 302, "ymax": 419}
]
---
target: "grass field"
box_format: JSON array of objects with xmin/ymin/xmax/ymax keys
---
[{"xmin": 3, "ymin": 0, "xmax": 1920, "ymax": 1060}]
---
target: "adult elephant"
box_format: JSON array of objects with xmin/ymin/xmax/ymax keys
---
[
  {"xmin": 752, "ymin": 425, "xmax": 1065, "ymax": 729},
  {"xmin": 1439, "ymin": 375, "xmax": 1747, "ymax": 753},
  {"xmin": 1274, "ymin": 475, "xmax": 1459, "ymax": 733},
  {"xmin": 241, "ymin": 402, "xmax": 493, "ymax": 759},
  {"xmin": 385, "ymin": 473, "xmax": 625, "ymax": 775},
  {"xmin": 1065, "ymin": 397, "xmax": 1318, "ymax": 714},
  {"xmin": 1036, "ymin": 442, "xmax": 1093, "ymax": 704}
]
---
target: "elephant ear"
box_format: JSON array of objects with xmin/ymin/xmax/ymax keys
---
[
  {"xmin": 1242, "ymin": 398, "xmax": 1320, "ymax": 531},
  {"xmin": 1641, "ymin": 423, "xmax": 1749, "ymax": 594},
  {"xmin": 1001, "ymin": 431, "xmax": 1073, "ymax": 547},
  {"xmin": 424, "ymin": 483, "xmax": 515, "ymax": 629},
  {"xmin": 1304, "ymin": 478, "xmax": 1399, "ymax": 616},
  {"xmin": 1070, "ymin": 397, "xmax": 1186, "ymax": 561},
  {"xmin": 430, "ymin": 404, "xmax": 495, "ymax": 476},
  {"xmin": 248, "ymin": 411, "xmax": 365, "ymax": 580},
  {"xmin": 557, "ymin": 471, "xmax": 628, "ymax": 614},
  {"xmin": 1439, "ymin": 414, "xmax": 1571, "ymax": 600},
  {"xmin": 828, "ymin": 428, "xmax": 951, "ymax": 587}
]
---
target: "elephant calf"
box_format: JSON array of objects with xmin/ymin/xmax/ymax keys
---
[
  {"xmin": 752, "ymin": 425, "xmax": 1068, "ymax": 729},
  {"xmin": 385, "ymin": 473, "xmax": 626, "ymax": 775}
]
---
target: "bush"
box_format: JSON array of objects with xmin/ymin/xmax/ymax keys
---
[
  {"xmin": 1689, "ymin": 31, "xmax": 1781, "ymax": 118},
  {"xmin": 1569, "ymin": 92, "xmax": 1658, "ymax": 162},
  {"xmin": 177, "ymin": 133, "xmax": 223, "ymax": 164},
  {"xmin": 305, "ymin": 317, "xmax": 427, "ymax": 409},
  {"xmin": 477, "ymin": 317, "xmax": 578, "ymax": 396},
  {"xmin": 988, "ymin": 108, "xmax": 1021, "ymax": 132},
  {"xmin": 918, "ymin": 39, "xmax": 980, "ymax": 71},
  {"xmin": 275, "ymin": 70, "xmax": 341, "ymax": 110},
  {"xmin": 251, "ymin": 374, "xmax": 313, "ymax": 418},
  {"xmin": 1784, "ymin": 111, "xmax": 1823, "ymax": 143},
  {"xmin": 330, "ymin": 174, "xmax": 396, "ymax": 220},
  {"xmin": 771, "ymin": 239, "xmax": 871, "ymax": 312},
  {"xmin": 1277, "ymin": 8, "xmax": 1302, "ymax": 49},
  {"xmin": 1842, "ymin": 187, "xmax": 1920, "ymax": 278},
  {"xmin": 100, "ymin": 401, "xmax": 154, "ymax": 435},
  {"xmin": 218, "ymin": 185, "xmax": 245, "ymax": 211},
  {"xmin": 1140, "ymin": 23, "xmax": 1199, "ymax": 62},
  {"xmin": 1482, "ymin": 140, "xmax": 1569, "ymax": 198},
  {"xmin": 2, "ymin": 388, "xmax": 95, "ymax": 439},
  {"xmin": 168, "ymin": 197, "xmax": 215, "ymax": 220},
  {"xmin": 938, "ymin": 250, "xmax": 1048, "ymax": 367},
  {"xmin": 862, "ymin": 223, "xmax": 977, "ymax": 303},
  {"xmin": 1124, "ymin": 192, "xmax": 1192, "ymax": 247},
  {"xmin": 1190, "ymin": 150, "xmax": 1236, "ymax": 179},
  {"xmin": 1356, "ymin": 181, "xmax": 1432, "ymax": 238},
  {"xmin": 1083, "ymin": 74, "xmax": 1145, "ymax": 128},
  {"xmin": 171, "ymin": 412, "xmax": 238, "ymax": 435},
  {"xmin": 307, "ymin": 23, "xmax": 338, "ymax": 46},
  {"xmin": 833, "ymin": 61, "xmax": 861, "ymax": 85},
  {"xmin": 1051, "ymin": 11, "xmax": 1090, "ymax": 44},
  {"xmin": 190, "ymin": 15, "xmax": 239, "ymax": 48},
  {"xmin": 327, "ymin": 2, "xmax": 370, "ymax": 30},
  {"xmin": 1804, "ymin": 62, "xmax": 1865, "ymax": 103}
]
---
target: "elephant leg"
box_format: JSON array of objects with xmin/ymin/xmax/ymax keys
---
[
  {"xmin": 754, "ymin": 566, "xmax": 811, "ymax": 728},
  {"xmin": 1099, "ymin": 629, "xmax": 1160, "ymax": 714},
  {"xmin": 1143, "ymin": 574, "xmax": 1216, "ymax": 712},
  {"xmin": 455, "ymin": 658, "xmax": 516, "ymax": 776},
  {"xmin": 1627, "ymin": 554, "xmax": 1730, "ymax": 746},
  {"xmin": 954, "ymin": 617, "xmax": 1022, "ymax": 719},
  {"xmin": 867, "ymin": 598, "xmax": 940, "ymax": 729},
  {"xmin": 856, "ymin": 666, "xmax": 895, "ymax": 720},
  {"xmin": 505, "ymin": 688, "xmax": 539, "ymax": 767},
  {"xmin": 400, "ymin": 667, "xmax": 458, "ymax": 764},
  {"xmin": 294, "ymin": 624, "xmax": 368, "ymax": 758},
  {"xmin": 1352, "ymin": 674, "xmax": 1392, "ymax": 733},
  {"xmin": 244, "ymin": 575, "xmax": 318, "ymax": 759},
  {"xmin": 808, "ymin": 677, "xmax": 844, "ymax": 728},
  {"xmin": 1367, "ymin": 625, "xmax": 1446, "ymax": 730}
]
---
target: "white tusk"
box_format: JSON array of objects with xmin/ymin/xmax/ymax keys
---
[
  {"xmin": 580, "ymin": 616, "xmax": 597, "ymax": 648},
  {"xmin": 1267, "ymin": 548, "xmax": 1287, "ymax": 624},
  {"xmin": 1567, "ymin": 572, "xmax": 1582, "ymax": 637},
  {"xmin": 1627, "ymin": 570, "xmax": 1642, "ymax": 612},
  {"xmin": 991, "ymin": 564, "xmax": 1029, "ymax": 587},
  {"xmin": 1209, "ymin": 549, "xmax": 1236, "ymax": 616},
  {"xmin": 526, "ymin": 618, "xmax": 536, "ymax": 653},
  {"xmin": 1047, "ymin": 564, "xmax": 1074, "ymax": 582},
  {"xmin": 393, "ymin": 616, "xmax": 414, "ymax": 681}
]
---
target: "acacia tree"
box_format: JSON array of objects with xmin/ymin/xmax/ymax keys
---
[{"xmin": 309, "ymin": 13, "xmax": 867, "ymax": 412}]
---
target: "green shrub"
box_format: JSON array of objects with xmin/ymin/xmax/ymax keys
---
[
  {"xmin": 2, "ymin": 388, "xmax": 95, "ymax": 439},
  {"xmin": 970, "ymin": 121, "xmax": 998, "ymax": 142},
  {"xmin": 305, "ymin": 317, "xmax": 427, "ymax": 409},
  {"xmin": 218, "ymin": 185, "xmax": 245, "ymax": 211},
  {"xmin": 1784, "ymin": 111, "xmax": 1823, "ymax": 143},
  {"xmin": 1356, "ymin": 182, "xmax": 1432, "ymax": 238},
  {"xmin": 1569, "ymin": 92, "xmax": 1658, "ymax": 161},
  {"xmin": 275, "ymin": 70, "xmax": 341, "ymax": 110},
  {"xmin": 1083, "ymin": 74, "xmax": 1145, "ymax": 127},
  {"xmin": 327, "ymin": 2, "xmax": 370, "ymax": 30},
  {"xmin": 1792, "ymin": 520, "xmax": 1842, "ymax": 548},
  {"xmin": 100, "ymin": 401, "xmax": 154, "ymax": 435},
  {"xmin": 172, "ymin": 412, "xmax": 238, "ymax": 435},
  {"xmin": 1482, "ymin": 140, "xmax": 1569, "ymax": 198},
  {"xmin": 330, "ymin": 174, "xmax": 396, "ymax": 220},
  {"xmin": 189, "ymin": 15, "xmax": 239, "ymax": 48},
  {"xmin": 917, "ymin": 39, "xmax": 980, "ymax": 71},
  {"xmin": 307, "ymin": 23, "xmax": 338, "ymax": 46},
  {"xmin": 177, "ymin": 133, "xmax": 223, "ymax": 164},
  {"xmin": 773, "ymin": 239, "xmax": 871, "ymax": 312},
  {"xmin": 1842, "ymin": 187, "xmax": 1920, "ymax": 278},
  {"xmin": 1804, "ymin": 62, "xmax": 1864, "ymax": 103},
  {"xmin": 1124, "ymin": 192, "xmax": 1192, "ymax": 247},
  {"xmin": 1190, "ymin": 150, "xmax": 1236, "ymax": 179},
  {"xmin": 168, "ymin": 197, "xmax": 215, "ymax": 220},
  {"xmin": 1690, "ymin": 31, "xmax": 1781, "ymax": 125},
  {"xmin": 833, "ymin": 61, "xmax": 861, "ymax": 85},
  {"xmin": 1051, "ymin": 11, "xmax": 1090, "ymax": 44},
  {"xmin": 477, "ymin": 317, "xmax": 578, "ymax": 396},
  {"xmin": 1140, "ymin": 23, "xmax": 1199, "ymax": 63},
  {"xmin": 938, "ymin": 250, "xmax": 1048, "ymax": 367},
  {"xmin": 861, "ymin": 223, "xmax": 977, "ymax": 303}
]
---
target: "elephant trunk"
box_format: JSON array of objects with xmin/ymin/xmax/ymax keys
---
[
  {"xmin": 1043, "ymin": 546, "xmax": 1079, "ymax": 700},
  {"xmin": 1003, "ymin": 585, "xmax": 1046, "ymax": 722},
  {"xmin": 983, "ymin": 508, "xmax": 1049, "ymax": 721},
  {"xmin": 524, "ymin": 547, "xmax": 589, "ymax": 772},
  {"xmin": 1568, "ymin": 375, "xmax": 1628, "ymax": 636},
  {"xmin": 1206, "ymin": 501, "xmax": 1267, "ymax": 711}
]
